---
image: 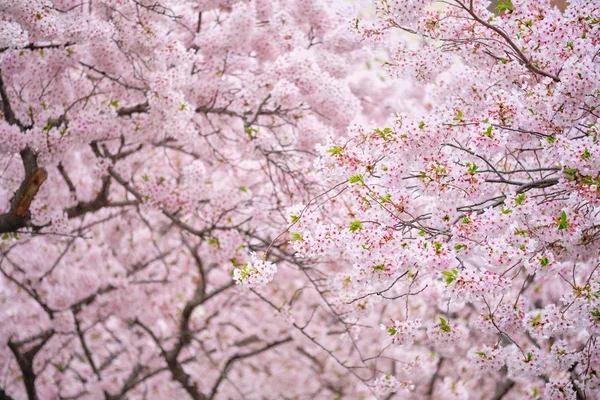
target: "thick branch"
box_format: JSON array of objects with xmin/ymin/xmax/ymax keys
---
[
  {"xmin": 0, "ymin": 72, "xmax": 47, "ymax": 233},
  {"xmin": 0, "ymin": 388, "xmax": 16, "ymax": 400},
  {"xmin": 0, "ymin": 70, "xmax": 20, "ymax": 127},
  {"xmin": 7, "ymin": 330, "xmax": 55, "ymax": 400},
  {"xmin": 491, "ymin": 378, "xmax": 515, "ymax": 400},
  {"xmin": 0, "ymin": 42, "xmax": 74, "ymax": 54},
  {"xmin": 117, "ymin": 102, "xmax": 149, "ymax": 116},
  {"xmin": 66, "ymin": 175, "xmax": 111, "ymax": 218}
]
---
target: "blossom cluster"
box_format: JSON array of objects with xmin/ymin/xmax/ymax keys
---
[{"xmin": 233, "ymin": 253, "xmax": 278, "ymax": 288}]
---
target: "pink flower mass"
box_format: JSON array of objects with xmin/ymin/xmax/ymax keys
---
[{"xmin": 0, "ymin": 0, "xmax": 599, "ymax": 398}]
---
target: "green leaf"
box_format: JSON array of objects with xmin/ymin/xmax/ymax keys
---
[
  {"xmin": 501, "ymin": 58, "xmax": 507, "ymax": 64},
  {"xmin": 539, "ymin": 256, "xmax": 549, "ymax": 267},
  {"xmin": 387, "ymin": 326, "xmax": 397, "ymax": 336},
  {"xmin": 348, "ymin": 175, "xmax": 364, "ymax": 184},
  {"xmin": 558, "ymin": 211, "xmax": 569, "ymax": 231},
  {"xmin": 328, "ymin": 146, "xmax": 342, "ymax": 156},
  {"xmin": 110, "ymin": 100, "xmax": 119, "ymax": 108},
  {"xmin": 515, "ymin": 193, "xmax": 526, "ymax": 206},
  {"xmin": 475, "ymin": 351, "xmax": 488, "ymax": 358},
  {"xmin": 374, "ymin": 127, "xmax": 392, "ymax": 138},
  {"xmin": 208, "ymin": 237, "xmax": 220, "ymax": 246},
  {"xmin": 496, "ymin": 0, "xmax": 513, "ymax": 14},
  {"xmin": 238, "ymin": 264, "xmax": 252, "ymax": 280},
  {"xmin": 290, "ymin": 215, "xmax": 299, "ymax": 223},
  {"xmin": 564, "ymin": 167, "xmax": 579, "ymax": 176},
  {"xmin": 519, "ymin": 244, "xmax": 526, "ymax": 251},
  {"xmin": 583, "ymin": 148, "xmax": 591, "ymax": 160},
  {"xmin": 583, "ymin": 175, "xmax": 595, "ymax": 185},
  {"xmin": 239, "ymin": 186, "xmax": 248, "ymax": 193},
  {"xmin": 483, "ymin": 126, "xmax": 493, "ymax": 137},
  {"xmin": 439, "ymin": 317, "xmax": 451, "ymax": 332},
  {"xmin": 291, "ymin": 233, "xmax": 304, "ymax": 242},
  {"xmin": 372, "ymin": 264, "xmax": 386, "ymax": 271},
  {"xmin": 501, "ymin": 206, "xmax": 512, "ymax": 214},
  {"xmin": 419, "ymin": 121, "xmax": 425, "ymax": 129},
  {"xmin": 349, "ymin": 221, "xmax": 362, "ymax": 232},
  {"xmin": 453, "ymin": 109, "xmax": 464, "ymax": 121},
  {"xmin": 462, "ymin": 216, "xmax": 471, "ymax": 224},
  {"xmin": 441, "ymin": 269, "xmax": 458, "ymax": 285},
  {"xmin": 466, "ymin": 162, "xmax": 478, "ymax": 175},
  {"xmin": 529, "ymin": 313, "xmax": 541, "ymax": 327},
  {"xmin": 379, "ymin": 193, "xmax": 392, "ymax": 204},
  {"xmin": 2, "ymin": 233, "xmax": 9, "ymax": 240}
]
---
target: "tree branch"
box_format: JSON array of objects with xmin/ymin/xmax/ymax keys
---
[
  {"xmin": 0, "ymin": 71, "xmax": 47, "ymax": 234},
  {"xmin": 7, "ymin": 330, "xmax": 55, "ymax": 400},
  {"xmin": 208, "ymin": 337, "xmax": 293, "ymax": 399},
  {"xmin": 454, "ymin": 0, "xmax": 560, "ymax": 82}
]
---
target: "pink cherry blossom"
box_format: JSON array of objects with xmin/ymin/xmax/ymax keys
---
[{"xmin": 1, "ymin": 0, "xmax": 599, "ymax": 399}]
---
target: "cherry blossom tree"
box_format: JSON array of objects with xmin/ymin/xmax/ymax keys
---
[
  {"xmin": 0, "ymin": 0, "xmax": 403, "ymax": 398},
  {"xmin": 289, "ymin": 0, "xmax": 600, "ymax": 398},
  {"xmin": 1, "ymin": 0, "xmax": 599, "ymax": 399}
]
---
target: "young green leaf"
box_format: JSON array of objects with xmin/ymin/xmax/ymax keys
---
[
  {"xmin": 349, "ymin": 221, "xmax": 362, "ymax": 232},
  {"xmin": 348, "ymin": 175, "xmax": 364, "ymax": 184},
  {"xmin": 558, "ymin": 211, "xmax": 569, "ymax": 230},
  {"xmin": 328, "ymin": 146, "xmax": 342, "ymax": 156},
  {"xmin": 291, "ymin": 233, "xmax": 304, "ymax": 241}
]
